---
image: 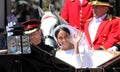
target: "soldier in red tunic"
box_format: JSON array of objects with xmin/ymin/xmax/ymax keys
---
[
  {"xmin": 84, "ymin": 0, "xmax": 120, "ymax": 50},
  {"xmin": 60, "ymin": 0, "xmax": 93, "ymax": 30}
]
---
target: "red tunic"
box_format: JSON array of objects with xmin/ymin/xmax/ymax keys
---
[
  {"xmin": 84, "ymin": 16, "xmax": 120, "ymax": 50},
  {"xmin": 60, "ymin": 0, "xmax": 93, "ymax": 30}
]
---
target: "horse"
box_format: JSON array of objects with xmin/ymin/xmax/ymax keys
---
[{"xmin": 38, "ymin": 4, "xmax": 68, "ymax": 48}]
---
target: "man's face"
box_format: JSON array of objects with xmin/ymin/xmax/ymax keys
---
[
  {"xmin": 30, "ymin": 30, "xmax": 42, "ymax": 45},
  {"xmin": 30, "ymin": 30, "xmax": 41, "ymax": 36},
  {"xmin": 92, "ymin": 5, "xmax": 108, "ymax": 18}
]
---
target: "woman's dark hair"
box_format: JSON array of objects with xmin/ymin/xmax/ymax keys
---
[{"xmin": 55, "ymin": 27, "xmax": 70, "ymax": 38}]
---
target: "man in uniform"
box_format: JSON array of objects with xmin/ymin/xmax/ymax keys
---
[
  {"xmin": 84, "ymin": 0, "xmax": 120, "ymax": 50},
  {"xmin": 21, "ymin": 19, "xmax": 74, "ymax": 72}
]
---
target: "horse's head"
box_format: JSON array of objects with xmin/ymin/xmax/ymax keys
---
[
  {"xmin": 40, "ymin": 11, "xmax": 58, "ymax": 37},
  {"xmin": 38, "ymin": 4, "xmax": 68, "ymax": 48},
  {"xmin": 38, "ymin": 6, "xmax": 59, "ymax": 48}
]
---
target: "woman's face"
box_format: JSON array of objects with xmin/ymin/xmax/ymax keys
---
[{"xmin": 56, "ymin": 30, "xmax": 71, "ymax": 49}]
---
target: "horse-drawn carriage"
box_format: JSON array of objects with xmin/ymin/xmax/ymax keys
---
[{"xmin": 1, "ymin": 4, "xmax": 120, "ymax": 72}]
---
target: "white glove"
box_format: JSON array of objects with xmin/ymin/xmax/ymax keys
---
[
  {"xmin": 6, "ymin": 22, "xmax": 16, "ymax": 36},
  {"xmin": 6, "ymin": 22, "xmax": 24, "ymax": 36},
  {"xmin": 107, "ymin": 46, "xmax": 118, "ymax": 51}
]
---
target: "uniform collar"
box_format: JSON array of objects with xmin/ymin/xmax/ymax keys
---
[
  {"xmin": 75, "ymin": 0, "xmax": 89, "ymax": 6},
  {"xmin": 82, "ymin": 0, "xmax": 89, "ymax": 6},
  {"xmin": 93, "ymin": 13, "xmax": 107, "ymax": 22},
  {"xmin": 80, "ymin": 0, "xmax": 83, "ymax": 4}
]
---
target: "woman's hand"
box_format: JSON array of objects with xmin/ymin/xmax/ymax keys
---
[
  {"xmin": 73, "ymin": 30, "xmax": 83, "ymax": 46},
  {"xmin": 73, "ymin": 30, "xmax": 83, "ymax": 54}
]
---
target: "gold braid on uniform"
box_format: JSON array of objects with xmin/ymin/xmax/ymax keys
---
[{"xmin": 106, "ymin": 14, "xmax": 112, "ymax": 21}]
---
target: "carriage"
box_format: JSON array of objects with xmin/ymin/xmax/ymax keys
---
[{"xmin": 0, "ymin": 3, "xmax": 120, "ymax": 72}]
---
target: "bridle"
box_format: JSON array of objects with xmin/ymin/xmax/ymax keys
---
[
  {"xmin": 44, "ymin": 35, "xmax": 59, "ymax": 48},
  {"xmin": 41, "ymin": 12, "xmax": 60, "ymax": 48},
  {"xmin": 41, "ymin": 15, "xmax": 57, "ymax": 22}
]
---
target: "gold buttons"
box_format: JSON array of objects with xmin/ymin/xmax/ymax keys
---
[
  {"xmin": 102, "ymin": 42, "xmax": 104, "ymax": 44},
  {"xmin": 103, "ymin": 38, "xmax": 106, "ymax": 40},
  {"xmin": 80, "ymin": 10, "xmax": 82, "ymax": 13},
  {"xmin": 103, "ymin": 34, "xmax": 106, "ymax": 36}
]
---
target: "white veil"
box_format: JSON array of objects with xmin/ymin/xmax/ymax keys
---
[{"xmin": 52, "ymin": 24, "xmax": 81, "ymax": 48}]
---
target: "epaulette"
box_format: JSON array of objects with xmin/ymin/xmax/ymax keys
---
[{"xmin": 106, "ymin": 14, "xmax": 112, "ymax": 21}]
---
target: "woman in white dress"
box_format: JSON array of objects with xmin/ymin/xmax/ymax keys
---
[
  {"xmin": 53, "ymin": 25, "xmax": 115, "ymax": 68},
  {"xmin": 53, "ymin": 25, "xmax": 83, "ymax": 68}
]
